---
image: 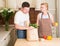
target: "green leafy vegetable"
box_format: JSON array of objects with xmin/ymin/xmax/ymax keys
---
[{"xmin": 29, "ymin": 24, "xmax": 38, "ymax": 28}]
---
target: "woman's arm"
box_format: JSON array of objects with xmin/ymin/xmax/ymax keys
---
[
  {"xmin": 50, "ymin": 14, "xmax": 55, "ymax": 26},
  {"xmin": 37, "ymin": 14, "xmax": 40, "ymax": 26}
]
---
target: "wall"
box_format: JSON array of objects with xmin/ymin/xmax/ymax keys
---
[
  {"xmin": 5, "ymin": 0, "xmax": 36, "ymax": 10},
  {"xmin": 57, "ymin": 0, "xmax": 60, "ymax": 37},
  {"xmin": 17, "ymin": 0, "xmax": 36, "ymax": 8},
  {"xmin": 0, "ymin": 0, "xmax": 5, "ymax": 8},
  {"xmin": 6, "ymin": 0, "xmax": 17, "ymax": 10}
]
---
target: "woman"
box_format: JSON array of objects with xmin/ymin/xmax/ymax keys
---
[{"xmin": 37, "ymin": 3, "xmax": 54, "ymax": 38}]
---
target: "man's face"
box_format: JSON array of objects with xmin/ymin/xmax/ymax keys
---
[{"xmin": 22, "ymin": 7, "xmax": 30, "ymax": 14}]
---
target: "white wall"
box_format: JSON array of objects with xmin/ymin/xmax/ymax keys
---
[
  {"xmin": 35, "ymin": 0, "xmax": 42, "ymax": 10},
  {"xmin": 5, "ymin": 0, "xmax": 36, "ymax": 10},
  {"xmin": 17, "ymin": 0, "xmax": 36, "ymax": 8},
  {"xmin": 0, "ymin": 0, "xmax": 56, "ymax": 12},
  {"xmin": 7, "ymin": 0, "xmax": 17, "ymax": 10},
  {"xmin": 57, "ymin": 0, "xmax": 60, "ymax": 37},
  {"xmin": 0, "ymin": 0, "xmax": 5, "ymax": 8},
  {"xmin": 46, "ymin": 0, "xmax": 55, "ymax": 16}
]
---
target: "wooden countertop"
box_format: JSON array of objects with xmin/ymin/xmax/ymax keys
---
[{"xmin": 14, "ymin": 38, "xmax": 60, "ymax": 46}]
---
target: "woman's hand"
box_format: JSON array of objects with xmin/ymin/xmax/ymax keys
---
[{"xmin": 52, "ymin": 22, "xmax": 58, "ymax": 27}]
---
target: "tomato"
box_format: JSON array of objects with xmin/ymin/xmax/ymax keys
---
[{"xmin": 43, "ymin": 35, "xmax": 47, "ymax": 39}]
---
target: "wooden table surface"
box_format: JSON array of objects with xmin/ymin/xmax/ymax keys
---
[{"xmin": 14, "ymin": 38, "xmax": 60, "ymax": 46}]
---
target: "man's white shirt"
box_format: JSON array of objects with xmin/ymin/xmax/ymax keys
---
[{"xmin": 14, "ymin": 10, "xmax": 30, "ymax": 26}]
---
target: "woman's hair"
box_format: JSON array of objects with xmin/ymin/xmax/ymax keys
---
[
  {"xmin": 41, "ymin": 2, "xmax": 48, "ymax": 10},
  {"xmin": 22, "ymin": 2, "xmax": 30, "ymax": 8}
]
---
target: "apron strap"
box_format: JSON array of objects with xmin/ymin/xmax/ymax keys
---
[
  {"xmin": 40, "ymin": 12, "xmax": 52, "ymax": 24},
  {"xmin": 47, "ymin": 12, "xmax": 50, "ymax": 19}
]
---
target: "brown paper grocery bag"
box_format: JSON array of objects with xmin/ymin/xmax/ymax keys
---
[{"xmin": 27, "ymin": 28, "xmax": 39, "ymax": 41}]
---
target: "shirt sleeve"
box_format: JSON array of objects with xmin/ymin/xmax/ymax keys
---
[{"xmin": 14, "ymin": 12, "xmax": 21, "ymax": 25}]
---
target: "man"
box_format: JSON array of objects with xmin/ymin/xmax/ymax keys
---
[{"xmin": 14, "ymin": 2, "xmax": 30, "ymax": 39}]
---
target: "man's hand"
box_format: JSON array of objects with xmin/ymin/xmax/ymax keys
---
[{"xmin": 28, "ymin": 26, "xmax": 34, "ymax": 30}]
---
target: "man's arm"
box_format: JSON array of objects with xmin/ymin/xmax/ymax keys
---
[{"xmin": 14, "ymin": 24, "xmax": 28, "ymax": 30}]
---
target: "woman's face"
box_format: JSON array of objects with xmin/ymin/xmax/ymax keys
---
[{"xmin": 40, "ymin": 5, "xmax": 47, "ymax": 12}]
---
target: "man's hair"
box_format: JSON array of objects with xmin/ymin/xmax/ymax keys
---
[{"xmin": 22, "ymin": 2, "xmax": 30, "ymax": 8}]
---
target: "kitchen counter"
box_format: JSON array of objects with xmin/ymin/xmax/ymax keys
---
[
  {"xmin": 0, "ymin": 26, "xmax": 14, "ymax": 46},
  {"xmin": 14, "ymin": 38, "xmax": 60, "ymax": 46}
]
